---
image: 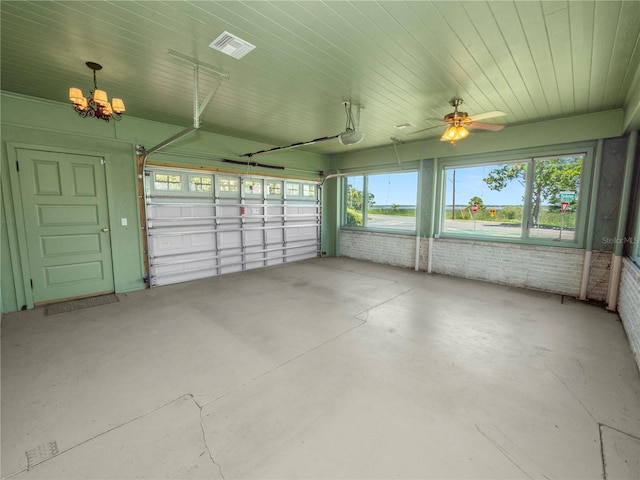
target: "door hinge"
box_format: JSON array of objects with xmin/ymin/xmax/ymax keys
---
[
  {"xmin": 30, "ymin": 279, "xmax": 33, "ymax": 289},
  {"xmin": 16, "ymin": 161, "xmax": 19, "ymax": 172},
  {"xmin": 101, "ymin": 158, "xmax": 105, "ymax": 165}
]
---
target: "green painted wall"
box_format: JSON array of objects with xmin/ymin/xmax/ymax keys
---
[
  {"xmin": 319, "ymin": 109, "xmax": 626, "ymax": 248},
  {"xmin": 1, "ymin": 92, "xmax": 330, "ymax": 313},
  {"xmin": 1, "ymin": 91, "xmax": 629, "ymax": 314},
  {"xmin": 330, "ymin": 109, "xmax": 625, "ymax": 172}
]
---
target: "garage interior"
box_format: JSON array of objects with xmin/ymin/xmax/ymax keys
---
[{"xmin": 2, "ymin": 1, "xmax": 640, "ymax": 479}]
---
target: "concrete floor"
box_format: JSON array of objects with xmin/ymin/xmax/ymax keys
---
[{"xmin": 2, "ymin": 257, "xmax": 639, "ymax": 479}]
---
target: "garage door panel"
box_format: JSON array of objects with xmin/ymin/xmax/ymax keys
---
[
  {"xmin": 146, "ymin": 169, "xmax": 319, "ymax": 286},
  {"xmin": 266, "ymin": 228, "xmax": 284, "ymax": 243},
  {"xmin": 153, "ymin": 257, "xmax": 216, "ymax": 275},
  {"xmin": 219, "ymin": 231, "xmax": 241, "ymax": 249},
  {"xmin": 266, "ymin": 205, "xmax": 283, "ymax": 216},
  {"xmin": 286, "ymin": 226, "xmax": 318, "ymax": 240},
  {"xmin": 245, "ymin": 246, "xmax": 266, "ymax": 270},
  {"xmin": 245, "ymin": 229, "xmax": 263, "ymax": 246},
  {"xmin": 219, "ymin": 255, "xmax": 243, "ymax": 275},
  {"xmin": 266, "ymin": 253, "xmax": 284, "ymax": 266},
  {"xmin": 153, "ymin": 266, "xmax": 217, "ymax": 285},
  {"xmin": 150, "ymin": 232, "xmax": 216, "ymax": 255}
]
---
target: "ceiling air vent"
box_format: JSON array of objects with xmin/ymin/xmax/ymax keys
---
[{"xmin": 209, "ymin": 31, "xmax": 255, "ymax": 59}]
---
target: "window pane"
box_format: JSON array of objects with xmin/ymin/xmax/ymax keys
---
[
  {"xmin": 219, "ymin": 177, "xmax": 239, "ymax": 193},
  {"xmin": 189, "ymin": 175, "xmax": 212, "ymax": 192},
  {"xmin": 286, "ymin": 183, "xmax": 300, "ymax": 196},
  {"xmin": 367, "ymin": 172, "xmax": 417, "ymax": 231},
  {"xmin": 244, "ymin": 179, "xmax": 262, "ymax": 195},
  {"xmin": 345, "ymin": 176, "xmax": 364, "ymax": 226},
  {"xmin": 267, "ymin": 181, "xmax": 282, "ymax": 196},
  {"xmin": 528, "ymin": 155, "xmax": 583, "ymax": 242},
  {"xmin": 154, "ymin": 173, "xmax": 182, "ymax": 191},
  {"xmin": 302, "ymin": 184, "xmax": 316, "ymax": 197},
  {"xmin": 444, "ymin": 163, "xmax": 527, "ymax": 238}
]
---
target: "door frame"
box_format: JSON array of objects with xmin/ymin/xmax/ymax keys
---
[{"xmin": 6, "ymin": 143, "xmax": 117, "ymax": 309}]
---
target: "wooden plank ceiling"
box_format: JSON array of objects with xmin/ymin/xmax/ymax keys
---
[{"xmin": 1, "ymin": 1, "xmax": 639, "ymax": 154}]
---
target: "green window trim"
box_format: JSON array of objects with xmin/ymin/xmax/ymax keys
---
[
  {"xmin": 436, "ymin": 145, "xmax": 594, "ymax": 249},
  {"xmin": 342, "ymin": 170, "xmax": 419, "ymax": 234}
]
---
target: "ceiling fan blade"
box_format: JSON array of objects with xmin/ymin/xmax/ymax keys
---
[
  {"xmin": 241, "ymin": 134, "xmax": 340, "ymax": 158},
  {"xmin": 468, "ymin": 121, "xmax": 505, "ymax": 131},
  {"xmin": 408, "ymin": 124, "xmax": 446, "ymax": 135},
  {"xmin": 469, "ymin": 110, "xmax": 505, "ymax": 122}
]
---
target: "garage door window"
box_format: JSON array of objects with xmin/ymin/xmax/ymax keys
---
[
  {"xmin": 243, "ymin": 179, "xmax": 262, "ymax": 196},
  {"xmin": 267, "ymin": 181, "xmax": 282, "ymax": 196},
  {"xmin": 219, "ymin": 177, "xmax": 239, "ymax": 194},
  {"xmin": 303, "ymin": 184, "xmax": 316, "ymax": 197},
  {"xmin": 287, "ymin": 183, "xmax": 300, "ymax": 197},
  {"xmin": 189, "ymin": 175, "xmax": 213, "ymax": 193},
  {"xmin": 154, "ymin": 173, "xmax": 182, "ymax": 191}
]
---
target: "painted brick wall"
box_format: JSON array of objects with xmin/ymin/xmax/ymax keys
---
[
  {"xmin": 340, "ymin": 231, "xmax": 586, "ymax": 296},
  {"xmin": 619, "ymin": 258, "xmax": 640, "ymax": 369},
  {"xmin": 430, "ymin": 239, "xmax": 584, "ymax": 296},
  {"xmin": 587, "ymin": 252, "xmax": 611, "ymax": 302},
  {"xmin": 340, "ymin": 230, "xmax": 417, "ymax": 268}
]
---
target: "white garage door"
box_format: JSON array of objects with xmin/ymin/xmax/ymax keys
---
[{"xmin": 145, "ymin": 167, "xmax": 321, "ymax": 286}]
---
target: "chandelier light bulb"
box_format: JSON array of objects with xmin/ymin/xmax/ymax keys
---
[
  {"xmin": 111, "ymin": 98, "xmax": 125, "ymax": 113},
  {"xmin": 93, "ymin": 89, "xmax": 108, "ymax": 107}
]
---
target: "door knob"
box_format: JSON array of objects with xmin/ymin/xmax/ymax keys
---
[{"xmin": 101, "ymin": 227, "xmax": 109, "ymax": 233}]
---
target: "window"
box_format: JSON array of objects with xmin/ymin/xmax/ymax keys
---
[
  {"xmin": 189, "ymin": 175, "xmax": 212, "ymax": 192},
  {"xmin": 344, "ymin": 171, "xmax": 418, "ymax": 232},
  {"xmin": 528, "ymin": 156, "xmax": 582, "ymax": 241},
  {"xmin": 302, "ymin": 184, "xmax": 316, "ymax": 197},
  {"xmin": 286, "ymin": 183, "xmax": 300, "ymax": 197},
  {"xmin": 219, "ymin": 177, "xmax": 239, "ymax": 193},
  {"xmin": 243, "ymin": 179, "xmax": 262, "ymax": 196},
  {"xmin": 154, "ymin": 173, "xmax": 182, "ymax": 191},
  {"xmin": 345, "ymin": 175, "xmax": 364, "ymax": 226},
  {"xmin": 266, "ymin": 181, "xmax": 282, "ymax": 196},
  {"xmin": 632, "ymin": 192, "xmax": 640, "ymax": 265},
  {"xmin": 442, "ymin": 153, "xmax": 585, "ymax": 243},
  {"xmin": 444, "ymin": 163, "xmax": 526, "ymax": 238}
]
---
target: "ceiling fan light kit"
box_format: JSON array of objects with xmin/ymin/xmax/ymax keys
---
[
  {"xmin": 441, "ymin": 124, "xmax": 469, "ymax": 144},
  {"xmin": 409, "ymin": 98, "xmax": 505, "ymax": 145},
  {"xmin": 69, "ymin": 62, "xmax": 125, "ymax": 122}
]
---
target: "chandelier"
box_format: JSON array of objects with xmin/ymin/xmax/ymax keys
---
[{"xmin": 69, "ymin": 62, "xmax": 125, "ymax": 121}]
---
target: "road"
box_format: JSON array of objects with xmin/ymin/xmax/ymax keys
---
[{"xmin": 366, "ymin": 215, "xmax": 575, "ymax": 240}]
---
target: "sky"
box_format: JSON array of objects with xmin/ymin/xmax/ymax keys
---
[
  {"xmin": 348, "ymin": 168, "xmax": 522, "ymax": 207},
  {"xmin": 366, "ymin": 172, "xmax": 418, "ymax": 206},
  {"xmin": 446, "ymin": 165, "xmax": 526, "ymax": 206},
  {"xmin": 349, "ymin": 162, "xmax": 578, "ymax": 208}
]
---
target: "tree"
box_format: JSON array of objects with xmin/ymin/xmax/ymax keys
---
[
  {"xmin": 346, "ymin": 184, "xmax": 375, "ymax": 226},
  {"xmin": 467, "ymin": 196, "xmax": 485, "ymax": 210},
  {"xmin": 346, "ymin": 184, "xmax": 375, "ymax": 211},
  {"xmin": 483, "ymin": 157, "xmax": 581, "ymax": 226}
]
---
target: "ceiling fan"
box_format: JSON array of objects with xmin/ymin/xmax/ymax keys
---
[
  {"xmin": 241, "ymin": 101, "xmax": 364, "ymax": 158},
  {"xmin": 410, "ymin": 99, "xmax": 505, "ymax": 144}
]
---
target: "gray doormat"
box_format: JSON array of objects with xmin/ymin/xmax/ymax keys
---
[{"xmin": 45, "ymin": 294, "xmax": 119, "ymax": 316}]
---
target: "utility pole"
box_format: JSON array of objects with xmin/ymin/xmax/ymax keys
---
[{"xmin": 452, "ymin": 169, "xmax": 456, "ymax": 220}]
